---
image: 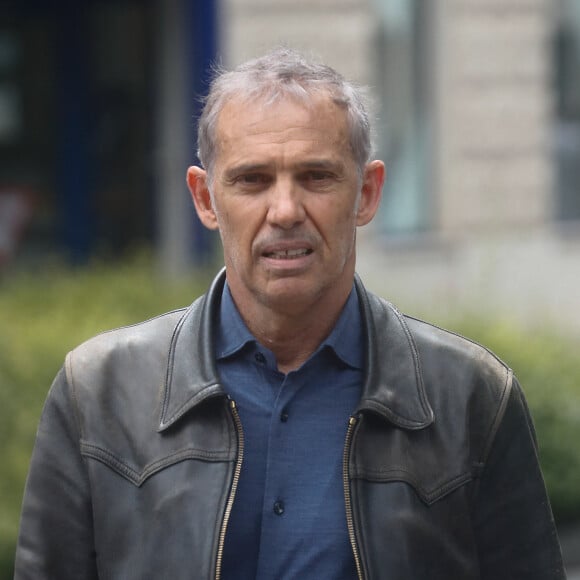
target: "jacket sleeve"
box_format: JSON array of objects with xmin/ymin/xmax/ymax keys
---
[
  {"xmin": 14, "ymin": 365, "xmax": 99, "ymax": 579},
  {"xmin": 472, "ymin": 377, "xmax": 566, "ymax": 579}
]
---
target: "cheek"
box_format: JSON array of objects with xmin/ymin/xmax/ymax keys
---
[
  {"xmin": 335, "ymin": 205, "xmax": 359, "ymax": 234},
  {"xmin": 336, "ymin": 209, "xmax": 359, "ymax": 250},
  {"xmin": 216, "ymin": 208, "xmax": 256, "ymax": 258}
]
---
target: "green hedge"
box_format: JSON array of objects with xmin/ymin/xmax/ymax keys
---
[{"xmin": 1, "ymin": 257, "xmax": 579, "ymax": 577}]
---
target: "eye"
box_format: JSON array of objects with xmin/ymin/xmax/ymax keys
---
[
  {"xmin": 308, "ymin": 171, "xmax": 331, "ymax": 181},
  {"xmin": 233, "ymin": 173, "xmax": 272, "ymax": 191},
  {"xmin": 240, "ymin": 174, "xmax": 261, "ymax": 183},
  {"xmin": 299, "ymin": 170, "xmax": 335, "ymax": 188}
]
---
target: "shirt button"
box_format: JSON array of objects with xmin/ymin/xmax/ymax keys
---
[
  {"xmin": 273, "ymin": 500, "xmax": 285, "ymax": 516},
  {"xmin": 280, "ymin": 410, "xmax": 289, "ymax": 422},
  {"xmin": 255, "ymin": 352, "xmax": 266, "ymax": 364}
]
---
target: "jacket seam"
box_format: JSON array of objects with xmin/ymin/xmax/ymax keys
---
[
  {"xmin": 64, "ymin": 351, "xmax": 86, "ymax": 442},
  {"xmin": 403, "ymin": 314, "xmax": 512, "ymax": 371},
  {"xmin": 478, "ymin": 367, "xmax": 513, "ymax": 467},
  {"xmin": 80, "ymin": 441, "xmax": 233, "ymax": 486},
  {"xmin": 359, "ymin": 401, "xmax": 431, "ymax": 429},
  {"xmin": 83, "ymin": 307, "xmax": 189, "ymax": 340},
  {"xmin": 62, "ymin": 351, "xmax": 97, "ymax": 547},
  {"xmin": 351, "ymin": 466, "xmax": 473, "ymax": 505}
]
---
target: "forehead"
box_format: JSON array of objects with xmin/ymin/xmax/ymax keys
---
[{"xmin": 214, "ymin": 93, "xmax": 351, "ymax": 156}]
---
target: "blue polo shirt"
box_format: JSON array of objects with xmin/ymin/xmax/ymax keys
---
[{"xmin": 216, "ymin": 283, "xmax": 363, "ymax": 580}]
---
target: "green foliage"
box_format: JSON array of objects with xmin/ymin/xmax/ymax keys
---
[
  {"xmin": 1, "ymin": 259, "xmax": 579, "ymax": 577},
  {"xmin": 0, "ymin": 255, "xmax": 211, "ymax": 578}
]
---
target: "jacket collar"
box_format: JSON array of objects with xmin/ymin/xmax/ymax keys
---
[
  {"xmin": 159, "ymin": 269, "xmax": 433, "ymax": 431},
  {"xmin": 354, "ymin": 274, "xmax": 434, "ymax": 429},
  {"xmin": 158, "ymin": 271, "xmax": 227, "ymax": 431}
]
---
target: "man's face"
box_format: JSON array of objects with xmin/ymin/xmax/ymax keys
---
[{"xmin": 189, "ymin": 94, "xmax": 383, "ymax": 316}]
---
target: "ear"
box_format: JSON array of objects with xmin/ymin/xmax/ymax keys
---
[
  {"xmin": 356, "ymin": 160, "xmax": 385, "ymax": 226},
  {"xmin": 186, "ymin": 166, "xmax": 219, "ymax": 230}
]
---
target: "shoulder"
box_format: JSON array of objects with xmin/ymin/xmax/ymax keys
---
[
  {"xmin": 52, "ymin": 299, "xmax": 204, "ymax": 437},
  {"xmin": 365, "ymin": 289, "xmax": 510, "ymax": 378},
  {"xmin": 365, "ymin": 289, "xmax": 512, "ymax": 416},
  {"xmin": 406, "ymin": 313, "xmax": 513, "ymax": 423},
  {"xmin": 63, "ymin": 294, "xmax": 206, "ymax": 397},
  {"xmin": 404, "ymin": 314, "xmax": 511, "ymax": 384},
  {"xmin": 67, "ymin": 307, "xmax": 188, "ymax": 371}
]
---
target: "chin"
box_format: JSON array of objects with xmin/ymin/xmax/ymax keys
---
[
  {"xmin": 259, "ymin": 277, "xmax": 313, "ymax": 302},
  {"xmin": 262, "ymin": 276, "xmax": 338, "ymax": 310}
]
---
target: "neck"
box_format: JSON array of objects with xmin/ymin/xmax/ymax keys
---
[
  {"xmin": 252, "ymin": 310, "xmax": 341, "ymax": 374},
  {"xmin": 230, "ymin": 284, "xmax": 353, "ymax": 374}
]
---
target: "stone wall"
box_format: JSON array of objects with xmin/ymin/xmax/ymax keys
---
[{"xmin": 435, "ymin": 0, "xmax": 555, "ymax": 232}]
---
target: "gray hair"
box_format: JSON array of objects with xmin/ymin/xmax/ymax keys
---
[{"xmin": 197, "ymin": 47, "xmax": 374, "ymax": 180}]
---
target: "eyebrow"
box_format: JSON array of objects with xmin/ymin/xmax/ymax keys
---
[
  {"xmin": 223, "ymin": 163, "xmax": 272, "ymax": 182},
  {"xmin": 295, "ymin": 159, "xmax": 344, "ymax": 172},
  {"xmin": 222, "ymin": 158, "xmax": 345, "ymax": 182}
]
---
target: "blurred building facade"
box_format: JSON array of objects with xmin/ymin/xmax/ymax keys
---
[
  {"xmin": 1, "ymin": 0, "xmax": 579, "ymax": 333},
  {"xmin": 223, "ymin": 0, "xmax": 580, "ymax": 334}
]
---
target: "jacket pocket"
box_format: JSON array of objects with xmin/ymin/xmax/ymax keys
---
[
  {"xmin": 350, "ymin": 414, "xmax": 478, "ymax": 506},
  {"xmin": 80, "ymin": 440, "xmax": 232, "ymax": 487},
  {"xmin": 351, "ymin": 464, "xmax": 473, "ymax": 505}
]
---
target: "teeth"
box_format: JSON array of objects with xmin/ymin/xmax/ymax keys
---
[{"xmin": 268, "ymin": 248, "xmax": 310, "ymax": 259}]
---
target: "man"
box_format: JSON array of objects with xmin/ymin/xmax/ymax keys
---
[{"xmin": 15, "ymin": 48, "xmax": 564, "ymax": 579}]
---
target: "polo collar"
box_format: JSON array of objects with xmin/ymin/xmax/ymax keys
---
[
  {"xmin": 215, "ymin": 283, "xmax": 255, "ymax": 360},
  {"xmin": 320, "ymin": 287, "xmax": 363, "ymax": 370},
  {"xmin": 216, "ymin": 281, "xmax": 363, "ymax": 371}
]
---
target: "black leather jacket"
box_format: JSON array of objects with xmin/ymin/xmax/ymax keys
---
[{"xmin": 15, "ymin": 271, "xmax": 565, "ymax": 579}]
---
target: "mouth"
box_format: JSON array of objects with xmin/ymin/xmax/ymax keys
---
[{"xmin": 263, "ymin": 248, "xmax": 313, "ymax": 260}]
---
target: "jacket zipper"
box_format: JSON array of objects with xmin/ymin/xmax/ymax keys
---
[
  {"xmin": 343, "ymin": 415, "xmax": 364, "ymax": 580},
  {"xmin": 215, "ymin": 399, "xmax": 244, "ymax": 580}
]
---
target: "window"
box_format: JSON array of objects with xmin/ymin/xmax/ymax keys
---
[
  {"xmin": 371, "ymin": 0, "xmax": 433, "ymax": 234},
  {"xmin": 554, "ymin": 0, "xmax": 580, "ymax": 221}
]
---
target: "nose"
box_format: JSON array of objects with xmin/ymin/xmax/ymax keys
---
[{"xmin": 266, "ymin": 177, "xmax": 306, "ymax": 230}]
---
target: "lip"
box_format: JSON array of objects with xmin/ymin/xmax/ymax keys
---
[
  {"xmin": 263, "ymin": 246, "xmax": 313, "ymax": 258},
  {"xmin": 259, "ymin": 238, "xmax": 314, "ymax": 256},
  {"xmin": 258, "ymin": 240, "xmax": 315, "ymax": 272}
]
